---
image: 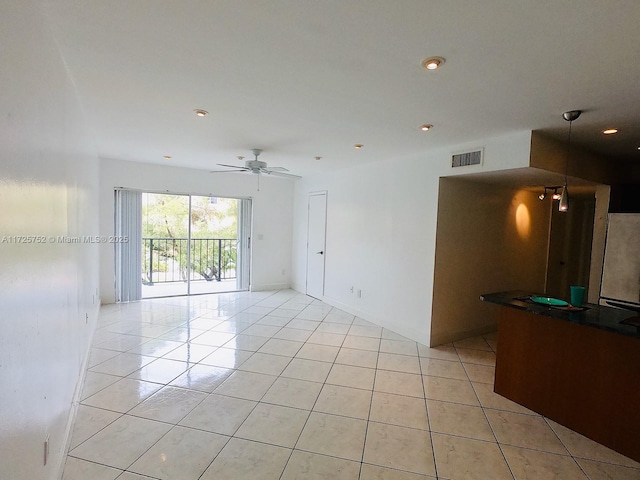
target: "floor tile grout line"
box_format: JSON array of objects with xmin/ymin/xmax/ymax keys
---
[
  {"xmin": 419, "ymin": 340, "xmax": 441, "ymax": 480},
  {"xmin": 458, "ymin": 341, "xmax": 517, "ymax": 480},
  {"xmin": 277, "ymin": 308, "xmax": 356, "ymax": 479},
  {"xmin": 356, "ymin": 334, "xmax": 381, "ymax": 480}
]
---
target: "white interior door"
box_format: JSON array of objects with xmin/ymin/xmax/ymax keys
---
[{"xmin": 306, "ymin": 192, "xmax": 327, "ymax": 299}]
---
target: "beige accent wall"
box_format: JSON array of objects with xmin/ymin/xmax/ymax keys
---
[
  {"xmin": 430, "ymin": 178, "xmax": 550, "ymax": 346},
  {"xmin": 530, "ymin": 132, "xmax": 617, "ymax": 184}
]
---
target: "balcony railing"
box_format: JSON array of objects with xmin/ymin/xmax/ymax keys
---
[{"xmin": 143, "ymin": 237, "xmax": 237, "ymax": 285}]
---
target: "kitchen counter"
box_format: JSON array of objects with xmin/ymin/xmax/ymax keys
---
[
  {"xmin": 481, "ymin": 290, "xmax": 640, "ymax": 338},
  {"xmin": 482, "ymin": 291, "xmax": 640, "ymax": 463}
]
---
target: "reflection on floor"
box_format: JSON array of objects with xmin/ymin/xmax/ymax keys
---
[{"xmin": 63, "ymin": 290, "xmax": 640, "ymax": 479}]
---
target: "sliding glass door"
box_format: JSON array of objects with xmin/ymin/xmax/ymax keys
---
[{"xmin": 116, "ymin": 190, "xmax": 251, "ymax": 300}]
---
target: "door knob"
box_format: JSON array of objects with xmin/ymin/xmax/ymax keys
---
[{"xmin": 316, "ymin": 251, "xmax": 324, "ymax": 255}]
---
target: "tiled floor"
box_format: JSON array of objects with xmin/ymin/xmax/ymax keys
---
[{"xmin": 63, "ymin": 290, "xmax": 640, "ymax": 480}]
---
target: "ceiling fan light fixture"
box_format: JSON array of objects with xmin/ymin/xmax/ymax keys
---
[
  {"xmin": 421, "ymin": 56, "xmax": 445, "ymax": 70},
  {"xmin": 194, "ymin": 109, "xmax": 208, "ymax": 117}
]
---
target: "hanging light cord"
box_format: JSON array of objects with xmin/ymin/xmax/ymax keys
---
[{"xmin": 564, "ymin": 119, "xmax": 573, "ymax": 181}]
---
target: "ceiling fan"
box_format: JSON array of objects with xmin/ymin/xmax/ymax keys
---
[{"xmin": 212, "ymin": 149, "xmax": 301, "ymax": 178}]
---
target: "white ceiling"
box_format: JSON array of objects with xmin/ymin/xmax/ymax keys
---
[{"xmin": 45, "ymin": 0, "xmax": 640, "ymax": 178}]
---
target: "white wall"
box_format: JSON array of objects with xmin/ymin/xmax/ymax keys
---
[
  {"xmin": 292, "ymin": 131, "xmax": 532, "ymax": 345},
  {"xmin": 0, "ymin": 2, "xmax": 100, "ymax": 479},
  {"xmin": 99, "ymin": 159, "xmax": 295, "ymax": 303}
]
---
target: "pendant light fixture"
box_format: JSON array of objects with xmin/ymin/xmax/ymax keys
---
[{"xmin": 559, "ymin": 110, "xmax": 581, "ymax": 212}]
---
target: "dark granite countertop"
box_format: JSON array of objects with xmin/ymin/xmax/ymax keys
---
[{"xmin": 481, "ymin": 290, "xmax": 640, "ymax": 339}]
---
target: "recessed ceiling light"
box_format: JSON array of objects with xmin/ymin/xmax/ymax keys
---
[
  {"xmin": 314, "ymin": 156, "xmax": 322, "ymax": 161},
  {"xmin": 421, "ymin": 56, "xmax": 445, "ymax": 70},
  {"xmin": 603, "ymin": 128, "xmax": 618, "ymax": 135},
  {"xmin": 354, "ymin": 144, "xmax": 363, "ymax": 149},
  {"xmin": 194, "ymin": 109, "xmax": 208, "ymax": 117},
  {"xmin": 163, "ymin": 155, "xmax": 172, "ymax": 160},
  {"xmin": 419, "ymin": 124, "xmax": 433, "ymax": 131}
]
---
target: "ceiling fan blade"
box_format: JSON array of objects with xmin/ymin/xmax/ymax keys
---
[
  {"xmin": 266, "ymin": 166, "xmax": 289, "ymax": 172},
  {"xmin": 210, "ymin": 169, "xmax": 247, "ymax": 173},
  {"xmin": 262, "ymin": 169, "xmax": 301, "ymax": 179},
  {"xmin": 217, "ymin": 163, "xmax": 250, "ymax": 170}
]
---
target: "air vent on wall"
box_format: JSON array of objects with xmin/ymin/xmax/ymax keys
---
[{"xmin": 451, "ymin": 148, "xmax": 483, "ymax": 168}]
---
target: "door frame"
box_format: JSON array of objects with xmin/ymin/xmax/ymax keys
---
[{"xmin": 305, "ymin": 191, "xmax": 328, "ymax": 299}]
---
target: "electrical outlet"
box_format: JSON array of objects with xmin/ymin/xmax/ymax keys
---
[{"xmin": 357, "ymin": 289, "xmax": 362, "ymax": 298}]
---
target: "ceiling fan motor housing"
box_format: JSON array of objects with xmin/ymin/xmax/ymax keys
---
[{"xmin": 246, "ymin": 159, "xmax": 267, "ymax": 173}]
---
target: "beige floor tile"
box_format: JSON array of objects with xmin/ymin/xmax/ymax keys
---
[
  {"xmin": 314, "ymin": 384, "xmax": 372, "ymax": 419},
  {"xmin": 349, "ymin": 325, "xmax": 383, "ymax": 338},
  {"xmin": 417, "ymin": 344, "xmax": 459, "ymax": 362},
  {"xmin": 547, "ymin": 419, "xmax": 640, "ymax": 468},
  {"xmin": 342, "ymin": 335, "xmax": 381, "ymax": 351},
  {"xmin": 235, "ymin": 403, "xmax": 309, "ymax": 448},
  {"xmin": 128, "ymin": 358, "xmax": 190, "ymax": 384},
  {"xmin": 179, "ymin": 393, "xmax": 256, "ymax": 435},
  {"xmin": 326, "ymin": 363, "xmax": 376, "ymax": 390},
  {"xmin": 335, "ymin": 347, "xmax": 379, "ymax": 368},
  {"xmin": 200, "ymin": 438, "xmax": 291, "ymax": 480},
  {"xmin": 432, "ymin": 433, "xmax": 512, "ymax": 479},
  {"xmin": 273, "ymin": 327, "xmax": 313, "ymax": 342},
  {"xmin": 363, "ymin": 422, "xmax": 436, "ymax": 476},
  {"xmin": 576, "ymin": 458, "xmax": 640, "ymax": 480},
  {"xmin": 199, "ymin": 347, "xmax": 253, "ymax": 368},
  {"xmin": 378, "ymin": 352, "xmax": 421, "ymax": 374},
  {"xmin": 80, "ymin": 371, "xmax": 121, "ymax": 400},
  {"xmin": 471, "ymin": 382, "xmax": 537, "ymax": 415},
  {"xmin": 307, "ymin": 330, "xmax": 346, "ymax": 346},
  {"xmin": 69, "ymin": 415, "xmax": 172, "ymax": 470},
  {"xmin": 380, "ymin": 339, "xmax": 418, "ymax": 356},
  {"xmin": 315, "ymin": 322, "xmax": 351, "ymax": 334},
  {"xmin": 281, "ymin": 358, "xmax": 332, "ymax": 383},
  {"xmin": 456, "ymin": 348, "xmax": 496, "ymax": 366},
  {"xmin": 212, "ymin": 370, "xmax": 277, "ymax": 400},
  {"xmin": 281, "ymin": 450, "xmax": 361, "ymax": 480},
  {"xmin": 221, "ymin": 333, "xmax": 269, "ymax": 352},
  {"xmin": 81, "ymin": 378, "xmax": 162, "ymax": 413},
  {"xmin": 485, "ymin": 410, "xmax": 568, "ymax": 454},
  {"xmin": 68, "ymin": 405, "xmax": 121, "ymax": 450},
  {"xmin": 128, "ymin": 385, "xmax": 207, "ymax": 423},
  {"xmin": 296, "ymin": 412, "xmax": 367, "ymax": 461},
  {"xmin": 427, "ymin": 400, "xmax": 494, "ymax": 441},
  {"xmin": 419, "ymin": 357, "xmax": 467, "ymax": 380},
  {"xmin": 258, "ymin": 338, "xmax": 305, "ymax": 356},
  {"xmin": 375, "ymin": 370, "xmax": 424, "ymax": 398},
  {"xmin": 295, "ymin": 343, "xmax": 340, "ymax": 362},
  {"xmin": 89, "ymin": 352, "xmax": 156, "ymax": 377},
  {"xmin": 422, "ymin": 376, "xmax": 479, "ymax": 406},
  {"xmin": 502, "ymin": 445, "xmax": 588, "ymax": 479},
  {"xmin": 463, "ymin": 363, "xmax": 495, "ymax": 384},
  {"xmin": 62, "ymin": 457, "xmax": 122, "ymax": 480},
  {"xmin": 453, "ymin": 336, "xmax": 493, "ymax": 351},
  {"xmin": 262, "ymin": 376, "xmax": 323, "ymax": 410},
  {"xmin": 129, "ymin": 426, "xmax": 229, "ymax": 480},
  {"xmin": 238, "ymin": 352, "xmax": 291, "ymax": 376},
  {"xmin": 360, "ymin": 464, "xmax": 435, "ymax": 479},
  {"xmin": 169, "ymin": 364, "xmax": 233, "ymax": 392},
  {"xmin": 87, "ymin": 348, "xmax": 120, "ymax": 368},
  {"xmin": 369, "ymin": 392, "xmax": 428, "ymax": 430}
]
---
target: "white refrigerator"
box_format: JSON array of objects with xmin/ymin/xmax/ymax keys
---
[{"xmin": 600, "ymin": 213, "xmax": 640, "ymax": 309}]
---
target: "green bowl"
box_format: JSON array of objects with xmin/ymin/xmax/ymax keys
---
[{"xmin": 530, "ymin": 296, "xmax": 568, "ymax": 307}]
